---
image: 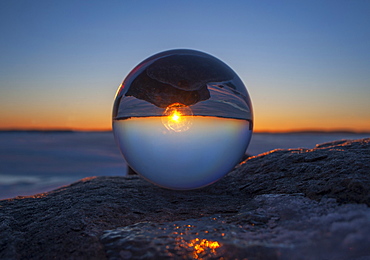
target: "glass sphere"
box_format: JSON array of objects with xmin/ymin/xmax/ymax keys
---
[{"xmin": 113, "ymin": 49, "xmax": 253, "ymax": 190}]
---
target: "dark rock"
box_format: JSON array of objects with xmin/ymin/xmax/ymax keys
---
[
  {"xmin": 127, "ymin": 166, "xmax": 137, "ymax": 175},
  {"xmin": 0, "ymin": 138, "xmax": 369, "ymax": 259},
  {"xmin": 230, "ymin": 138, "xmax": 370, "ymax": 205},
  {"xmin": 125, "ymin": 51, "xmax": 235, "ymax": 108},
  {"xmin": 101, "ymin": 194, "xmax": 370, "ymax": 260},
  {"xmin": 126, "ymin": 69, "xmax": 211, "ymax": 108}
]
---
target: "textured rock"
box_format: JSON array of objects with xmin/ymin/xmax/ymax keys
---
[
  {"xmin": 231, "ymin": 138, "xmax": 370, "ymax": 205},
  {"xmin": 101, "ymin": 194, "xmax": 370, "ymax": 260},
  {"xmin": 0, "ymin": 138, "xmax": 369, "ymax": 259}
]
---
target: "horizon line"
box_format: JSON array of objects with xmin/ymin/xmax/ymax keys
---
[{"xmin": 0, "ymin": 128, "xmax": 369, "ymax": 135}]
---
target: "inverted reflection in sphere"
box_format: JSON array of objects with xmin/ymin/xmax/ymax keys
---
[{"xmin": 112, "ymin": 49, "xmax": 253, "ymax": 190}]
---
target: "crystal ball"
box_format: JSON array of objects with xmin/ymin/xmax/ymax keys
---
[{"xmin": 112, "ymin": 49, "xmax": 253, "ymax": 190}]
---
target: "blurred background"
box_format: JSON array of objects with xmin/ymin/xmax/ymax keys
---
[{"xmin": 0, "ymin": 0, "xmax": 369, "ymax": 199}]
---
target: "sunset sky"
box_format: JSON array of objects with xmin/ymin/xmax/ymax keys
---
[{"xmin": 1, "ymin": 0, "xmax": 369, "ymax": 132}]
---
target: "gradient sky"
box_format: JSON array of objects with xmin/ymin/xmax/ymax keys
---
[{"xmin": 1, "ymin": 0, "xmax": 369, "ymax": 132}]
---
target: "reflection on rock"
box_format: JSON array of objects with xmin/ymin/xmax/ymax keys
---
[
  {"xmin": 146, "ymin": 54, "xmax": 235, "ymax": 90},
  {"xmin": 126, "ymin": 69, "xmax": 211, "ymax": 108},
  {"xmin": 101, "ymin": 193, "xmax": 370, "ymax": 259},
  {"xmin": 125, "ymin": 53, "xmax": 236, "ymax": 108},
  {"xmin": 101, "ymin": 219, "xmax": 226, "ymax": 259},
  {"xmin": 113, "ymin": 49, "xmax": 253, "ymax": 120}
]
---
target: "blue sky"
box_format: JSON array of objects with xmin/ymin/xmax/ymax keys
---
[{"xmin": 1, "ymin": 0, "xmax": 369, "ymax": 131}]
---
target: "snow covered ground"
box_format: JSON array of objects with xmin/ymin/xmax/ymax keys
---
[{"xmin": 1, "ymin": 131, "xmax": 368, "ymax": 199}]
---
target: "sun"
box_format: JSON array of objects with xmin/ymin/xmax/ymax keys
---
[
  {"xmin": 170, "ymin": 111, "xmax": 181, "ymax": 122},
  {"xmin": 162, "ymin": 103, "xmax": 193, "ymax": 132}
]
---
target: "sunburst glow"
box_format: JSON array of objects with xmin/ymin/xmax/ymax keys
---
[
  {"xmin": 162, "ymin": 103, "xmax": 193, "ymax": 132},
  {"xmin": 170, "ymin": 111, "xmax": 181, "ymax": 122}
]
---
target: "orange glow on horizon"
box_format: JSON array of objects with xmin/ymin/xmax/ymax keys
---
[
  {"xmin": 0, "ymin": 113, "xmax": 112, "ymax": 131},
  {"xmin": 1, "ymin": 119, "xmax": 370, "ymax": 133},
  {"xmin": 252, "ymin": 120, "xmax": 370, "ymax": 133},
  {"xmin": 2, "ymin": 118, "xmax": 370, "ymax": 133},
  {"xmin": 1, "ymin": 104, "xmax": 369, "ymax": 133}
]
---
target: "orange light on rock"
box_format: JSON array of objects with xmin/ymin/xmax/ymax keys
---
[{"xmin": 188, "ymin": 238, "xmax": 220, "ymax": 259}]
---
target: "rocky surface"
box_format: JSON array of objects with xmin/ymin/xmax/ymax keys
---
[{"xmin": 0, "ymin": 138, "xmax": 369, "ymax": 259}]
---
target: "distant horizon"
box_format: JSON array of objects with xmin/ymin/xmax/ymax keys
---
[{"xmin": 1, "ymin": 127, "xmax": 369, "ymax": 135}]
